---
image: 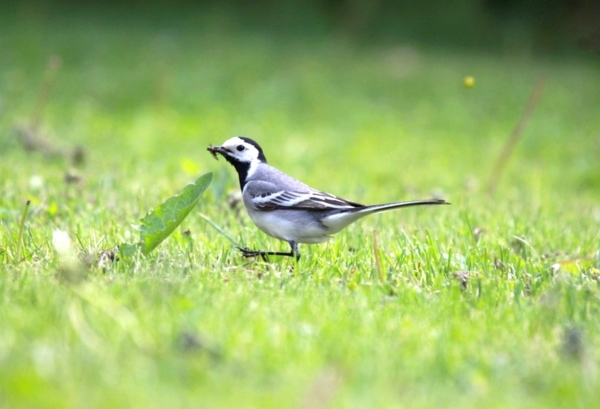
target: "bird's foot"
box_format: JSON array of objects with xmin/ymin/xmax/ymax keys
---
[
  {"xmin": 237, "ymin": 247, "xmax": 269, "ymax": 261},
  {"xmin": 236, "ymin": 247, "xmax": 299, "ymax": 262}
]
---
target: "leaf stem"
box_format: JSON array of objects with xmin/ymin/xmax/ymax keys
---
[{"xmin": 198, "ymin": 213, "xmax": 238, "ymax": 246}]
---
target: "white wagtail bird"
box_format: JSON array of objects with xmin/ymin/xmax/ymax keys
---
[{"xmin": 208, "ymin": 137, "xmax": 449, "ymax": 260}]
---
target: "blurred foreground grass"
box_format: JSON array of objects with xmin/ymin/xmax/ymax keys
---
[{"xmin": 1, "ymin": 7, "xmax": 600, "ymax": 409}]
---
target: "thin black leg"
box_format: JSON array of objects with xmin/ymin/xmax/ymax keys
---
[
  {"xmin": 238, "ymin": 241, "xmax": 301, "ymax": 261},
  {"xmin": 289, "ymin": 241, "xmax": 301, "ymax": 260}
]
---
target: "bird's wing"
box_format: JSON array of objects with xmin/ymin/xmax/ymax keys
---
[{"xmin": 251, "ymin": 189, "xmax": 364, "ymax": 211}]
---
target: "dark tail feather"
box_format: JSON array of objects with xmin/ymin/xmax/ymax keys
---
[{"xmin": 360, "ymin": 198, "xmax": 450, "ymax": 214}]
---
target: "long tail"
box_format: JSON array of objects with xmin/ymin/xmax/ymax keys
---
[
  {"xmin": 360, "ymin": 198, "xmax": 450, "ymax": 214},
  {"xmin": 322, "ymin": 198, "xmax": 449, "ymax": 234}
]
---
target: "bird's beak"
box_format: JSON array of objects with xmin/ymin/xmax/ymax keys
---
[{"xmin": 207, "ymin": 144, "xmax": 225, "ymax": 160}]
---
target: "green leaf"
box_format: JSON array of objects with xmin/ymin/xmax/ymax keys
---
[
  {"xmin": 118, "ymin": 242, "xmax": 141, "ymax": 257},
  {"xmin": 134, "ymin": 173, "xmax": 213, "ymax": 255}
]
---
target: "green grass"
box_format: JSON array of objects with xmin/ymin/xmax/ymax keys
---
[{"xmin": 1, "ymin": 8, "xmax": 600, "ymax": 409}]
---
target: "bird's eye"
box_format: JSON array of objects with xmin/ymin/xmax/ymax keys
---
[{"xmin": 236, "ymin": 145, "xmax": 245, "ymax": 152}]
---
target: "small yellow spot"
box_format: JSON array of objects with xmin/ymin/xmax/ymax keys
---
[
  {"xmin": 47, "ymin": 201, "xmax": 59, "ymax": 217},
  {"xmin": 180, "ymin": 158, "xmax": 200, "ymax": 175},
  {"xmin": 463, "ymin": 75, "xmax": 475, "ymax": 88}
]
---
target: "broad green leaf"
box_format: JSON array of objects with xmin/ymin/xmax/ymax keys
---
[
  {"xmin": 127, "ymin": 173, "xmax": 213, "ymax": 255},
  {"xmin": 137, "ymin": 172, "xmax": 213, "ymax": 254}
]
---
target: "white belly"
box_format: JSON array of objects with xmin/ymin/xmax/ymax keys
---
[{"xmin": 247, "ymin": 209, "xmax": 331, "ymax": 244}]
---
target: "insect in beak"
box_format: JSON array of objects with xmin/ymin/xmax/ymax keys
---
[{"xmin": 207, "ymin": 145, "xmax": 220, "ymax": 160}]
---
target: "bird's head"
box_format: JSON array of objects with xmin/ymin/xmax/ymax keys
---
[{"xmin": 207, "ymin": 136, "xmax": 267, "ymax": 165}]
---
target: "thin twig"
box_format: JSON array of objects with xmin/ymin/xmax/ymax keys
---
[
  {"xmin": 31, "ymin": 55, "xmax": 63, "ymax": 131},
  {"xmin": 16, "ymin": 200, "xmax": 31, "ymax": 263},
  {"xmin": 486, "ymin": 77, "xmax": 546, "ymax": 197}
]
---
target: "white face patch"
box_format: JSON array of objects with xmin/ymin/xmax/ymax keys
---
[{"xmin": 220, "ymin": 137, "xmax": 261, "ymax": 164}]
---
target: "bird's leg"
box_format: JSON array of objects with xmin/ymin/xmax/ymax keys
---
[
  {"xmin": 289, "ymin": 241, "xmax": 301, "ymax": 261},
  {"xmin": 237, "ymin": 241, "xmax": 301, "ymax": 261}
]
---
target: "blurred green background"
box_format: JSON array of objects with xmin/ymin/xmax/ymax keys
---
[
  {"xmin": 2, "ymin": 0, "xmax": 599, "ymax": 200},
  {"xmin": 1, "ymin": 1, "xmax": 600, "ymax": 408}
]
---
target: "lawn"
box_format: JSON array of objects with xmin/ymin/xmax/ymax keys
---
[{"xmin": 1, "ymin": 6, "xmax": 600, "ymax": 409}]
